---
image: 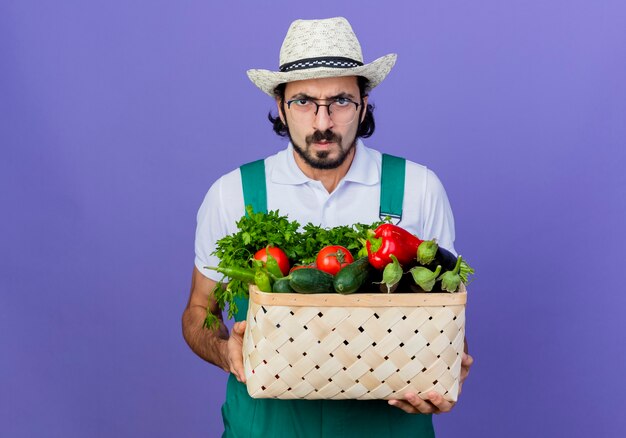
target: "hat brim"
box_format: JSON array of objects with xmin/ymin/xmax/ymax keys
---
[{"xmin": 247, "ymin": 53, "xmax": 397, "ymax": 97}]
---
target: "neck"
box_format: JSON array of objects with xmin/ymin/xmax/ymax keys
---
[{"xmin": 293, "ymin": 146, "xmax": 356, "ymax": 193}]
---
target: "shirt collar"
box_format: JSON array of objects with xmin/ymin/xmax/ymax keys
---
[
  {"xmin": 270, "ymin": 139, "xmax": 379, "ymax": 186},
  {"xmin": 343, "ymin": 140, "xmax": 379, "ymax": 185}
]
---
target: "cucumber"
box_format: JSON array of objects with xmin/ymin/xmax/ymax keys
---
[
  {"xmin": 333, "ymin": 257, "xmax": 371, "ymax": 294},
  {"xmin": 289, "ymin": 268, "xmax": 334, "ymax": 294},
  {"xmin": 272, "ymin": 277, "xmax": 294, "ymax": 293}
]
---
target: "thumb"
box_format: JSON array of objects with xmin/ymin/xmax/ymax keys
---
[{"xmin": 233, "ymin": 321, "xmax": 247, "ymax": 335}]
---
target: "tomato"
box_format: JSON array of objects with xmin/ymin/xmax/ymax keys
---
[
  {"xmin": 253, "ymin": 246, "xmax": 290, "ymax": 276},
  {"xmin": 315, "ymin": 245, "xmax": 354, "ymax": 275},
  {"xmin": 289, "ymin": 264, "xmax": 316, "ymax": 273}
]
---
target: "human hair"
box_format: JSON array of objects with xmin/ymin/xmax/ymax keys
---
[{"xmin": 267, "ymin": 76, "xmax": 376, "ymax": 138}]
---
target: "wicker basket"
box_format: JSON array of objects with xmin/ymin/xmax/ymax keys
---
[{"xmin": 243, "ymin": 285, "xmax": 466, "ymax": 401}]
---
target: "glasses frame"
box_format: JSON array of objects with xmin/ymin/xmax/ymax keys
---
[{"xmin": 285, "ymin": 97, "xmax": 361, "ymax": 125}]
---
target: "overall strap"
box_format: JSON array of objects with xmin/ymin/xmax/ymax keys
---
[
  {"xmin": 380, "ymin": 153, "xmax": 406, "ymax": 222},
  {"xmin": 240, "ymin": 155, "xmax": 406, "ymax": 220},
  {"xmin": 236, "ymin": 159, "xmax": 268, "ymax": 321},
  {"xmin": 240, "ymin": 159, "xmax": 268, "ymax": 215}
]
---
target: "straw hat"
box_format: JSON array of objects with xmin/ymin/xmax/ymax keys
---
[{"xmin": 247, "ymin": 17, "xmax": 397, "ymax": 97}]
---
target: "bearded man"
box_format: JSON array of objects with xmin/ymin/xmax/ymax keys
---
[{"xmin": 182, "ymin": 16, "xmax": 473, "ymax": 437}]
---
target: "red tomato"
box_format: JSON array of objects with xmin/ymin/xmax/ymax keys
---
[
  {"xmin": 289, "ymin": 264, "xmax": 316, "ymax": 273},
  {"xmin": 253, "ymin": 246, "xmax": 290, "ymax": 276},
  {"xmin": 315, "ymin": 245, "xmax": 354, "ymax": 275}
]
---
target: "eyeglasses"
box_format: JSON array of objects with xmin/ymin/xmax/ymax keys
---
[{"xmin": 285, "ymin": 97, "xmax": 360, "ymax": 125}]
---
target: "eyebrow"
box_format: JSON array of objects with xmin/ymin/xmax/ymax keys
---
[{"xmin": 287, "ymin": 92, "xmax": 357, "ymax": 101}]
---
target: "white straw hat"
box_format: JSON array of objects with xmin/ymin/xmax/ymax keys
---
[{"xmin": 247, "ymin": 17, "xmax": 397, "ymax": 97}]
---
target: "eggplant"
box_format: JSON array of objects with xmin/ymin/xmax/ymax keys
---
[
  {"xmin": 377, "ymin": 254, "xmax": 403, "ymax": 293},
  {"xmin": 438, "ymin": 256, "xmax": 462, "ymax": 292},
  {"xmin": 432, "ymin": 246, "xmax": 458, "ymax": 271},
  {"xmin": 417, "ymin": 240, "xmax": 475, "ymax": 287},
  {"xmin": 409, "ymin": 265, "xmax": 442, "ymax": 292}
]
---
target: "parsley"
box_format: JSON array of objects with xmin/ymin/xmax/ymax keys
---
[{"xmin": 206, "ymin": 207, "xmax": 386, "ymax": 326}]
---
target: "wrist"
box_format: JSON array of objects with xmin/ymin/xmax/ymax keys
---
[{"xmin": 217, "ymin": 338, "xmax": 230, "ymax": 373}]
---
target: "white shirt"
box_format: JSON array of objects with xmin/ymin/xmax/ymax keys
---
[{"xmin": 195, "ymin": 140, "xmax": 456, "ymax": 281}]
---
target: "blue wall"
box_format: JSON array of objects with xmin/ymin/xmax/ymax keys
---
[{"xmin": 2, "ymin": 1, "xmax": 625, "ymax": 436}]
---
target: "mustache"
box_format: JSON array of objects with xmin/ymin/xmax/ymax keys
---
[{"xmin": 307, "ymin": 130, "xmax": 342, "ymax": 144}]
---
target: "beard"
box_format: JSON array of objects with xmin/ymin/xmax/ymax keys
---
[{"xmin": 290, "ymin": 129, "xmax": 357, "ymax": 170}]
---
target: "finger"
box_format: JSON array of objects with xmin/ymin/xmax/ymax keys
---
[
  {"xmin": 426, "ymin": 392, "xmax": 454, "ymax": 413},
  {"xmin": 229, "ymin": 348, "xmax": 246, "ymax": 383},
  {"xmin": 391, "ymin": 393, "xmax": 438, "ymax": 415},
  {"xmin": 407, "ymin": 393, "xmax": 442, "ymax": 414},
  {"xmin": 461, "ymin": 352, "xmax": 474, "ymax": 367},
  {"xmin": 233, "ymin": 321, "xmax": 247, "ymax": 337},
  {"xmin": 388, "ymin": 399, "xmax": 420, "ymax": 414},
  {"xmin": 460, "ymin": 354, "xmax": 473, "ymax": 383},
  {"xmin": 228, "ymin": 323, "xmax": 246, "ymax": 382},
  {"xmin": 232, "ymin": 361, "xmax": 246, "ymax": 383}
]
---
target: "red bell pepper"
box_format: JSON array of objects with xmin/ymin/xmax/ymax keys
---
[{"xmin": 366, "ymin": 224, "xmax": 423, "ymax": 269}]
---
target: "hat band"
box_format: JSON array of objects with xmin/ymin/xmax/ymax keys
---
[{"xmin": 279, "ymin": 56, "xmax": 364, "ymax": 72}]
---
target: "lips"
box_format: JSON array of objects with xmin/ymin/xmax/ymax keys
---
[{"xmin": 313, "ymin": 141, "xmax": 334, "ymax": 149}]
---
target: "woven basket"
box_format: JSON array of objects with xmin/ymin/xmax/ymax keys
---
[{"xmin": 243, "ymin": 285, "xmax": 466, "ymax": 401}]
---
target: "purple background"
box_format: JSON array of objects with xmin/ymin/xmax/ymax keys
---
[{"xmin": 2, "ymin": 1, "xmax": 625, "ymax": 437}]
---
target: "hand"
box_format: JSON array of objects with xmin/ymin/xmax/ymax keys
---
[
  {"xmin": 388, "ymin": 391, "xmax": 454, "ymax": 414},
  {"xmin": 459, "ymin": 351, "xmax": 473, "ymax": 394},
  {"xmin": 388, "ymin": 351, "xmax": 474, "ymax": 414},
  {"xmin": 225, "ymin": 321, "xmax": 247, "ymax": 383}
]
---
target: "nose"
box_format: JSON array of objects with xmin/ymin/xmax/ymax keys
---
[{"xmin": 313, "ymin": 104, "xmax": 334, "ymax": 131}]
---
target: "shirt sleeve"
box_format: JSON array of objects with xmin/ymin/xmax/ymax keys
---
[
  {"xmin": 194, "ymin": 171, "xmax": 245, "ymax": 281},
  {"xmin": 421, "ymin": 168, "xmax": 457, "ymax": 255}
]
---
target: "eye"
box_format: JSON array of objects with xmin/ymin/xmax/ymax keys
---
[
  {"xmin": 292, "ymin": 99, "xmax": 311, "ymax": 107},
  {"xmin": 333, "ymin": 97, "xmax": 352, "ymax": 107}
]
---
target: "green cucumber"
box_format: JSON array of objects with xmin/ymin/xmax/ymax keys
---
[
  {"xmin": 289, "ymin": 268, "xmax": 334, "ymax": 294},
  {"xmin": 272, "ymin": 277, "xmax": 294, "ymax": 293},
  {"xmin": 333, "ymin": 257, "xmax": 371, "ymax": 294}
]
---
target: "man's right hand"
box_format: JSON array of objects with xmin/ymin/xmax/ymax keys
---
[
  {"xmin": 182, "ymin": 266, "xmax": 247, "ymax": 377},
  {"xmin": 225, "ymin": 321, "xmax": 247, "ymax": 382}
]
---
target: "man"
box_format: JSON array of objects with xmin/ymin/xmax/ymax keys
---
[{"xmin": 182, "ymin": 17, "xmax": 473, "ymax": 437}]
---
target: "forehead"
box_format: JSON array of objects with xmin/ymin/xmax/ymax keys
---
[{"xmin": 284, "ymin": 76, "xmax": 359, "ymax": 98}]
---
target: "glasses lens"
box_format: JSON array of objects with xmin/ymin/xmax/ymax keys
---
[
  {"xmin": 287, "ymin": 100, "xmax": 357, "ymax": 125},
  {"xmin": 329, "ymin": 102, "xmax": 357, "ymax": 125}
]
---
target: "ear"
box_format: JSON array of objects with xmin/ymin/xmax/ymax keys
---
[
  {"xmin": 360, "ymin": 95, "xmax": 369, "ymax": 123},
  {"xmin": 276, "ymin": 98, "xmax": 286, "ymax": 124}
]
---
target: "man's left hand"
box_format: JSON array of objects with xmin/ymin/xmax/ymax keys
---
[{"xmin": 388, "ymin": 351, "xmax": 474, "ymax": 414}]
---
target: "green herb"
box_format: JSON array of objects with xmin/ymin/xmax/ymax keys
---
[
  {"xmin": 297, "ymin": 222, "xmax": 384, "ymax": 264},
  {"xmin": 208, "ymin": 207, "xmax": 301, "ymax": 320},
  {"xmin": 206, "ymin": 207, "xmax": 384, "ymax": 324}
]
